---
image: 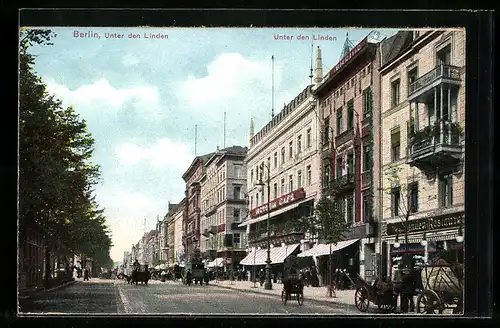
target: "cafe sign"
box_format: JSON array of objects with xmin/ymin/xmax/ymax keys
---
[
  {"xmin": 386, "ymin": 212, "xmax": 464, "ymax": 236},
  {"xmin": 250, "ymin": 188, "xmax": 306, "ymax": 219}
]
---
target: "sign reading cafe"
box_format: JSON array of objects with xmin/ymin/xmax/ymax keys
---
[
  {"xmin": 386, "ymin": 212, "xmax": 464, "ymax": 236},
  {"xmin": 250, "ymin": 188, "xmax": 306, "ymax": 218}
]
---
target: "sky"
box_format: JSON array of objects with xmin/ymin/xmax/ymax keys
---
[{"xmin": 26, "ymin": 27, "xmax": 398, "ymax": 262}]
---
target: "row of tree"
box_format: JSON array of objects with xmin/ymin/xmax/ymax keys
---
[{"xmin": 19, "ymin": 29, "xmax": 113, "ymax": 283}]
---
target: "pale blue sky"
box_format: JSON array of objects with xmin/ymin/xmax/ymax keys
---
[{"xmin": 27, "ymin": 27, "xmax": 398, "ymax": 262}]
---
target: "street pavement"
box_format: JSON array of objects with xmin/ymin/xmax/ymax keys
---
[{"xmin": 19, "ymin": 278, "xmax": 370, "ymax": 315}]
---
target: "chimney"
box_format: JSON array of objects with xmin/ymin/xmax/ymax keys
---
[
  {"xmin": 249, "ymin": 118, "xmax": 255, "ymax": 142},
  {"xmin": 314, "ymin": 46, "xmax": 323, "ymax": 86}
]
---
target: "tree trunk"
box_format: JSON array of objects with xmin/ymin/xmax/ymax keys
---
[{"xmin": 44, "ymin": 243, "xmax": 51, "ymax": 288}]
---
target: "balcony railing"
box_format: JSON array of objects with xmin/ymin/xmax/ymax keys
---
[
  {"xmin": 408, "ymin": 121, "xmax": 463, "ymax": 169},
  {"xmin": 361, "ymin": 170, "xmax": 371, "ymax": 188},
  {"xmin": 408, "ymin": 64, "xmax": 462, "ymax": 97},
  {"xmin": 335, "ymin": 127, "xmax": 355, "ymax": 146},
  {"xmin": 332, "ymin": 173, "xmax": 355, "ymax": 191},
  {"xmin": 205, "ymin": 205, "xmax": 217, "ymax": 216}
]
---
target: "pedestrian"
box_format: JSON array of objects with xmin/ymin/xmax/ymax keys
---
[
  {"xmin": 259, "ymin": 269, "xmax": 265, "ymax": 286},
  {"xmin": 186, "ymin": 269, "xmax": 193, "ymax": 286},
  {"xmin": 305, "ymin": 268, "xmax": 311, "ymax": 287}
]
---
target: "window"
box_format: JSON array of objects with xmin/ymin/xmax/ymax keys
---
[
  {"xmin": 407, "ymin": 67, "xmax": 418, "ymax": 93},
  {"xmin": 307, "ymin": 165, "xmax": 312, "ymax": 186},
  {"xmin": 273, "ymin": 183, "xmax": 278, "ymax": 199},
  {"xmin": 297, "ymin": 170, "xmax": 302, "ymax": 188},
  {"xmin": 363, "ymin": 194, "xmax": 371, "ymax": 222},
  {"xmin": 439, "ymin": 173, "xmax": 453, "ymax": 207},
  {"xmin": 233, "ymin": 186, "xmax": 241, "ymax": 200},
  {"xmin": 233, "ymin": 209, "xmax": 240, "ymax": 222},
  {"xmin": 289, "ymin": 141, "xmax": 293, "ymax": 158},
  {"xmin": 289, "ymin": 175, "xmax": 294, "ymax": 192},
  {"xmin": 274, "ymin": 152, "xmax": 278, "ymax": 168},
  {"xmin": 267, "ymin": 157, "xmax": 271, "ymax": 171},
  {"xmin": 281, "ymin": 178, "xmax": 285, "ymax": 195},
  {"xmin": 337, "ymin": 109, "xmax": 343, "ymax": 135},
  {"xmin": 363, "ymin": 145, "xmax": 370, "ymax": 172},
  {"xmin": 306, "ymin": 128, "xmax": 312, "ymax": 148},
  {"xmin": 297, "ymin": 135, "xmax": 302, "ymax": 153},
  {"xmin": 363, "ymin": 87, "xmax": 373, "ymax": 118},
  {"xmin": 336, "ymin": 157, "xmax": 343, "ymax": 178},
  {"xmin": 255, "ymin": 193, "xmax": 259, "ymax": 206},
  {"xmin": 323, "ymin": 164, "xmax": 331, "ymax": 188},
  {"xmin": 391, "ymin": 128, "xmax": 401, "ymax": 162},
  {"xmin": 391, "ymin": 187, "xmax": 401, "ymax": 217},
  {"xmin": 256, "ymin": 166, "xmax": 259, "ymax": 181},
  {"xmin": 347, "ymin": 197, "xmax": 354, "ymax": 224},
  {"xmin": 281, "ymin": 147, "xmax": 285, "ymax": 165},
  {"xmin": 233, "ymin": 233, "xmax": 240, "ymax": 245},
  {"xmin": 261, "ymin": 192, "xmax": 264, "ymax": 205},
  {"xmin": 234, "ymin": 166, "xmax": 242, "ymax": 178},
  {"xmin": 391, "ymin": 79, "xmax": 400, "ymax": 107},
  {"xmin": 347, "ymin": 153, "xmax": 354, "ymax": 175},
  {"xmin": 437, "ymin": 44, "xmax": 451, "ymax": 66},
  {"xmin": 323, "ymin": 117, "xmax": 330, "ymax": 144},
  {"xmin": 408, "ymin": 182, "xmax": 419, "ymax": 213},
  {"xmin": 250, "ymin": 196, "xmax": 253, "ymax": 209},
  {"xmin": 347, "ymin": 100, "xmax": 354, "ymax": 129}
]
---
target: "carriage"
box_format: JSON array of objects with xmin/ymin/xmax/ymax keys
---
[
  {"xmin": 416, "ymin": 256, "xmax": 463, "ymax": 314},
  {"xmin": 281, "ymin": 255, "xmax": 304, "ymax": 306},
  {"xmin": 130, "ymin": 264, "xmax": 151, "ymax": 285},
  {"xmin": 354, "ymin": 275, "xmax": 398, "ymax": 312}
]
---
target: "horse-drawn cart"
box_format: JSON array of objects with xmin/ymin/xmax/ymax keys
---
[
  {"xmin": 416, "ymin": 257, "xmax": 463, "ymax": 314},
  {"xmin": 131, "ymin": 264, "xmax": 151, "ymax": 285},
  {"xmin": 281, "ymin": 255, "xmax": 304, "ymax": 306},
  {"xmin": 354, "ymin": 275, "xmax": 398, "ymax": 313}
]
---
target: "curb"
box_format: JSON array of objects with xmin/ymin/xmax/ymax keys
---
[{"xmin": 212, "ymin": 283, "xmax": 357, "ymax": 309}]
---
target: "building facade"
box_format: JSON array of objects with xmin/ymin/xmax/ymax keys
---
[
  {"xmin": 240, "ymin": 83, "xmax": 322, "ymax": 267},
  {"xmin": 172, "ymin": 198, "xmax": 186, "ymax": 264},
  {"xmin": 182, "ymin": 153, "xmax": 213, "ymax": 260},
  {"xmin": 379, "ymin": 29, "xmax": 465, "ymax": 278},
  {"xmin": 312, "ymin": 32, "xmax": 382, "ymax": 282},
  {"xmin": 160, "ymin": 203, "xmax": 180, "ymax": 263},
  {"xmin": 200, "ymin": 146, "xmax": 249, "ymax": 270}
]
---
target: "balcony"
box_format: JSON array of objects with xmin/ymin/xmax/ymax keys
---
[
  {"xmin": 335, "ymin": 127, "xmax": 355, "ymax": 146},
  {"xmin": 205, "ymin": 205, "xmax": 217, "ymax": 216},
  {"xmin": 408, "ymin": 64, "xmax": 462, "ymax": 101},
  {"xmin": 248, "ymin": 228, "xmax": 304, "ymax": 244},
  {"xmin": 361, "ymin": 170, "xmax": 371, "ymax": 189},
  {"xmin": 332, "ymin": 173, "xmax": 355, "ymax": 192},
  {"xmin": 408, "ymin": 121, "xmax": 463, "ymax": 170},
  {"xmin": 231, "ymin": 222, "xmax": 246, "ymax": 231}
]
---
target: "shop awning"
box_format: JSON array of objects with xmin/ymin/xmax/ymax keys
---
[
  {"xmin": 207, "ymin": 257, "xmax": 225, "ymax": 268},
  {"xmin": 240, "ymin": 248, "xmax": 268, "ymax": 266},
  {"xmin": 270, "ymin": 243, "xmax": 300, "ymax": 264},
  {"xmin": 298, "ymin": 239, "xmax": 359, "ymax": 258},
  {"xmin": 238, "ymin": 202, "xmax": 303, "ymax": 227}
]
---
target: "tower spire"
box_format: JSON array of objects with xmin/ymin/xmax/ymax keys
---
[
  {"xmin": 314, "ymin": 46, "xmax": 323, "ymax": 86},
  {"xmin": 339, "ymin": 32, "xmax": 355, "ymax": 61},
  {"xmin": 249, "ymin": 117, "xmax": 255, "ymax": 145},
  {"xmin": 271, "ymin": 55, "xmax": 275, "ymax": 119}
]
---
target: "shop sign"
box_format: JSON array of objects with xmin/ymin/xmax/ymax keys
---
[
  {"xmin": 329, "ymin": 37, "xmax": 368, "ymax": 76},
  {"xmin": 386, "ymin": 212, "xmax": 464, "ymax": 236},
  {"xmin": 250, "ymin": 188, "xmax": 306, "ymax": 218}
]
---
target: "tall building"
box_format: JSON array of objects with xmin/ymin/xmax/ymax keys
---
[
  {"xmin": 239, "ymin": 83, "xmax": 321, "ymax": 269},
  {"xmin": 309, "ymin": 32, "xmax": 383, "ymax": 283},
  {"xmin": 161, "ymin": 203, "xmax": 180, "ymax": 263},
  {"xmin": 378, "ymin": 29, "xmax": 465, "ymax": 278},
  {"xmin": 171, "ymin": 198, "xmax": 186, "ymax": 265},
  {"xmin": 182, "ymin": 153, "xmax": 214, "ymax": 260},
  {"xmin": 200, "ymin": 146, "xmax": 249, "ymax": 271}
]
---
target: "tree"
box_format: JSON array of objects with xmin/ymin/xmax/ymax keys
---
[{"xmin": 19, "ymin": 29, "xmax": 113, "ymax": 284}]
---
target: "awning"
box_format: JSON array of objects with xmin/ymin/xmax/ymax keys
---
[
  {"xmin": 238, "ymin": 201, "xmax": 303, "ymax": 227},
  {"xmin": 298, "ymin": 239, "xmax": 359, "ymax": 258},
  {"xmin": 270, "ymin": 244, "xmax": 300, "ymax": 264},
  {"xmin": 240, "ymin": 244, "xmax": 300, "ymax": 265},
  {"xmin": 240, "ymin": 248, "xmax": 268, "ymax": 266},
  {"xmin": 207, "ymin": 257, "xmax": 224, "ymax": 268}
]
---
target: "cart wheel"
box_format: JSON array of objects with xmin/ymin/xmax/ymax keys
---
[
  {"xmin": 354, "ymin": 286, "xmax": 370, "ymax": 312},
  {"xmin": 297, "ymin": 292, "xmax": 304, "ymax": 306},
  {"xmin": 281, "ymin": 290, "xmax": 287, "ymax": 305},
  {"xmin": 377, "ymin": 303, "xmax": 396, "ymax": 313},
  {"xmin": 416, "ymin": 290, "xmax": 444, "ymax": 314}
]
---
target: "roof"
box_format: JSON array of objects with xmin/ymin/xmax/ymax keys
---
[
  {"xmin": 380, "ymin": 30, "xmax": 414, "ymax": 68},
  {"xmin": 182, "ymin": 152, "xmax": 214, "ymax": 181},
  {"xmin": 205, "ymin": 145, "xmax": 248, "ymax": 167}
]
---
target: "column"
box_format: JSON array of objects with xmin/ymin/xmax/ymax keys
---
[
  {"xmin": 415, "ymin": 103, "xmax": 419, "ymax": 131},
  {"xmin": 386, "ymin": 242, "xmax": 391, "ymax": 280},
  {"xmin": 359, "ymin": 241, "xmax": 365, "ymax": 280},
  {"xmin": 440, "ymin": 85, "xmax": 444, "ymax": 144},
  {"xmin": 433, "ymin": 87, "xmax": 437, "ymax": 128}
]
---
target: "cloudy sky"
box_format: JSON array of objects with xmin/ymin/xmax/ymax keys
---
[{"xmin": 27, "ymin": 27, "xmax": 397, "ymax": 262}]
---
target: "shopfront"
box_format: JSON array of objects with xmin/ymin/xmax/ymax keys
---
[{"xmin": 383, "ymin": 211, "xmax": 465, "ymax": 279}]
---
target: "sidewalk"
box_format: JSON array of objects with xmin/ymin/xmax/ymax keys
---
[
  {"xmin": 19, "ymin": 279, "xmax": 77, "ymax": 300},
  {"xmin": 210, "ymin": 280, "xmax": 355, "ymax": 307}
]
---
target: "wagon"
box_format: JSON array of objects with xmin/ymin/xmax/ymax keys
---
[
  {"xmin": 354, "ymin": 275, "xmax": 398, "ymax": 313},
  {"xmin": 416, "ymin": 257, "xmax": 463, "ymax": 314},
  {"xmin": 281, "ymin": 255, "xmax": 304, "ymax": 306},
  {"xmin": 131, "ymin": 264, "xmax": 151, "ymax": 285}
]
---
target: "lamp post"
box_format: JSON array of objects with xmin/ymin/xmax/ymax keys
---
[{"xmin": 256, "ymin": 163, "xmax": 272, "ymax": 290}]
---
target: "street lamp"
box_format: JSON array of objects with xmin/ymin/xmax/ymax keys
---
[
  {"xmin": 394, "ymin": 234, "xmax": 401, "ymax": 249},
  {"xmin": 456, "ymin": 226, "xmax": 464, "ymax": 243},
  {"xmin": 251, "ymin": 246, "xmax": 260, "ymax": 288},
  {"xmin": 256, "ymin": 163, "xmax": 273, "ymax": 290}
]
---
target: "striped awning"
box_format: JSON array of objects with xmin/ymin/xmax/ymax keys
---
[
  {"xmin": 207, "ymin": 257, "xmax": 225, "ymax": 268},
  {"xmin": 240, "ymin": 244, "xmax": 300, "ymax": 266},
  {"xmin": 298, "ymin": 239, "xmax": 359, "ymax": 258},
  {"xmin": 240, "ymin": 248, "xmax": 268, "ymax": 266}
]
